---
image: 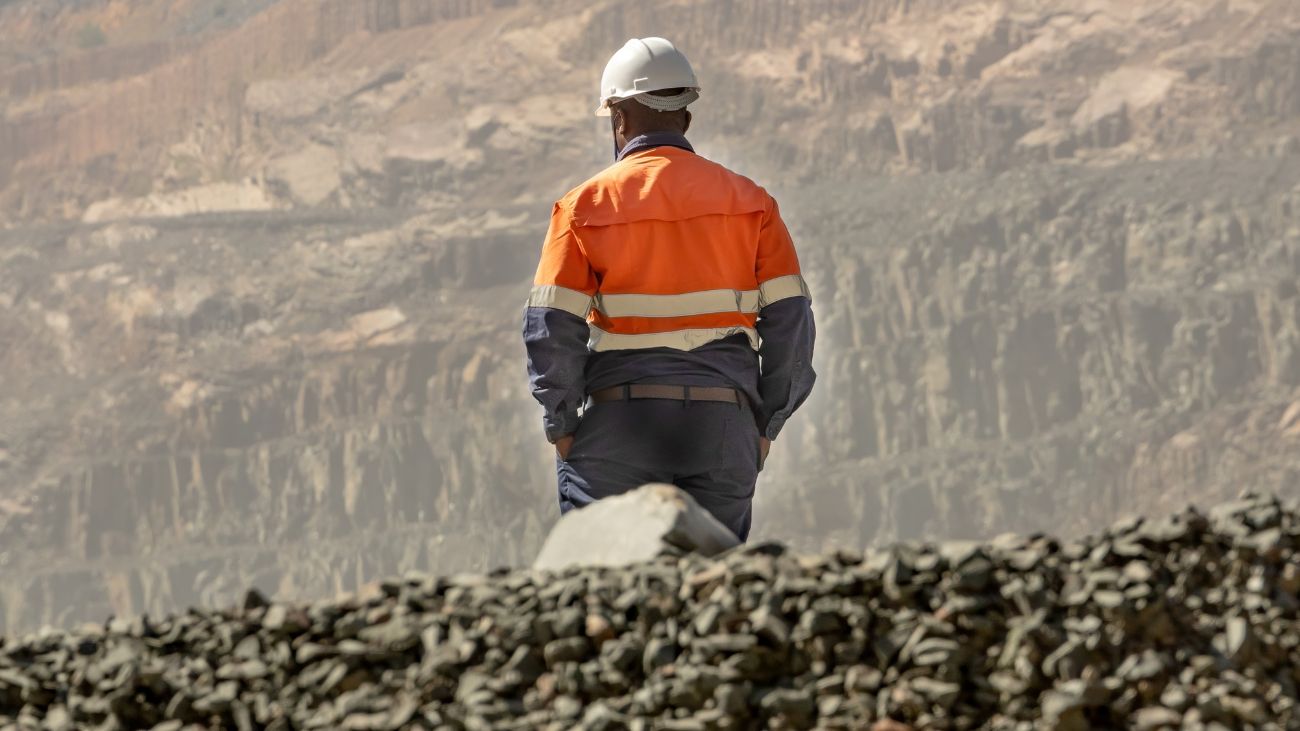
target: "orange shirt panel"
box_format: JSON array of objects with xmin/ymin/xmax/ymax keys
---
[
  {"xmin": 562, "ymin": 147, "xmax": 771, "ymax": 230},
  {"xmin": 580, "ymin": 214, "xmax": 763, "ymax": 295},
  {"xmin": 535, "ymin": 146, "xmax": 805, "ymax": 336},
  {"xmin": 755, "ymin": 199, "xmax": 802, "ymax": 284},
  {"xmin": 534, "ymin": 203, "xmax": 598, "ymax": 295},
  {"xmin": 557, "ymin": 147, "xmax": 790, "ymax": 299}
]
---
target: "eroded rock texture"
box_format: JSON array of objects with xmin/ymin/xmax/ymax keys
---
[{"xmin": 1, "ymin": 0, "xmax": 1300, "ymax": 632}]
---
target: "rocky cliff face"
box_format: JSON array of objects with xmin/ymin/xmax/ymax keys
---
[
  {"xmin": 2, "ymin": 0, "xmax": 1300, "ymax": 633},
  {"xmin": 760, "ymin": 159, "xmax": 1300, "ymax": 553},
  {"xmin": 0, "ymin": 209, "xmax": 555, "ymax": 631}
]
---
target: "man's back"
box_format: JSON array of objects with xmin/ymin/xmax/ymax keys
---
[
  {"xmin": 541, "ymin": 145, "xmax": 803, "ymax": 353},
  {"xmin": 523, "ymin": 37, "xmax": 815, "ymax": 541}
]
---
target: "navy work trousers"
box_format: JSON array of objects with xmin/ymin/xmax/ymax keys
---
[{"xmin": 555, "ymin": 396, "xmax": 762, "ymax": 541}]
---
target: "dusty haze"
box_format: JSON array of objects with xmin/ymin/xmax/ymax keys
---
[{"xmin": 1, "ymin": 0, "xmax": 1299, "ymax": 634}]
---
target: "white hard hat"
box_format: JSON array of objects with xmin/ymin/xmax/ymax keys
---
[{"xmin": 595, "ymin": 37, "xmax": 700, "ymax": 117}]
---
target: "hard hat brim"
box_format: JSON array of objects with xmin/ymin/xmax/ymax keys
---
[{"xmin": 595, "ymin": 88, "xmax": 700, "ymax": 117}]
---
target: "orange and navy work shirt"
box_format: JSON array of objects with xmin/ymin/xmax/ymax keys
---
[{"xmin": 523, "ymin": 132, "xmax": 815, "ymax": 442}]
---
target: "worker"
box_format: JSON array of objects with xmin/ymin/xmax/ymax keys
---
[{"xmin": 522, "ymin": 37, "xmax": 815, "ymax": 541}]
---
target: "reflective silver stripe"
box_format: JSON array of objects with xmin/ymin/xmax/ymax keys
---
[
  {"xmin": 589, "ymin": 325, "xmax": 759, "ymax": 352},
  {"xmin": 526, "ymin": 285, "xmax": 593, "ymax": 318},
  {"xmin": 758, "ymin": 274, "xmax": 811, "ymax": 307},
  {"xmin": 595, "ymin": 288, "xmax": 761, "ymax": 318}
]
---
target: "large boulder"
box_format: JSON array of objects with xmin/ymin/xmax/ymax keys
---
[{"xmin": 533, "ymin": 483, "xmax": 740, "ymax": 571}]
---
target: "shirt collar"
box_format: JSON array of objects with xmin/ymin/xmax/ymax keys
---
[{"xmin": 616, "ymin": 131, "xmax": 694, "ymax": 161}]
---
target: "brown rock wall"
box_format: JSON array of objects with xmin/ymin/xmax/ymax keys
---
[
  {"xmin": 0, "ymin": 39, "xmax": 182, "ymax": 102},
  {"xmin": 6, "ymin": 0, "xmax": 1300, "ymax": 221},
  {"xmin": 0, "ymin": 0, "xmax": 505, "ymax": 212},
  {"xmin": 5, "ymin": 159, "xmax": 1300, "ymax": 633},
  {"xmin": 754, "ymin": 160, "xmax": 1300, "ymax": 549},
  {"xmin": 3, "ymin": 0, "xmax": 1300, "ymax": 635},
  {"xmin": 0, "ymin": 338, "xmax": 553, "ymax": 631}
]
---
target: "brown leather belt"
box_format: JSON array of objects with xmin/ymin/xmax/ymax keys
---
[{"xmin": 589, "ymin": 384, "xmax": 742, "ymax": 405}]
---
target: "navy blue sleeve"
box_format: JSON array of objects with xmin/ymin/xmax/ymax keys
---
[
  {"xmin": 523, "ymin": 305, "xmax": 591, "ymax": 442},
  {"xmin": 755, "ymin": 297, "xmax": 816, "ymax": 440}
]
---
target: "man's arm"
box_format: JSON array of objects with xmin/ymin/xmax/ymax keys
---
[
  {"xmin": 524, "ymin": 306, "xmax": 590, "ymax": 443},
  {"xmin": 754, "ymin": 197, "xmax": 816, "ymax": 443},
  {"xmin": 523, "ymin": 202, "xmax": 597, "ymax": 447},
  {"xmin": 756, "ymin": 297, "xmax": 816, "ymax": 440}
]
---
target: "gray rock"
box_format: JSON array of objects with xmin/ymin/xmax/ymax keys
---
[
  {"xmin": 759, "ymin": 687, "xmax": 815, "ymax": 724},
  {"xmin": 192, "ymin": 680, "xmax": 239, "ymax": 715},
  {"xmin": 543, "ymin": 638, "xmax": 590, "ymax": 666},
  {"xmin": 797, "ymin": 609, "xmax": 844, "ymax": 638},
  {"xmin": 749, "ymin": 607, "xmax": 791, "ymax": 648},
  {"xmin": 1116, "ymin": 650, "xmax": 1167, "ymax": 682},
  {"xmin": 1132, "ymin": 706, "xmax": 1183, "ymax": 730},
  {"xmin": 243, "ymin": 589, "xmax": 270, "ymax": 612},
  {"xmin": 911, "ymin": 677, "xmax": 961, "ymax": 709},
  {"xmin": 357, "ymin": 616, "xmax": 420, "ymax": 653},
  {"xmin": 1217, "ymin": 616, "xmax": 1255, "ymax": 663},
  {"xmin": 642, "ymin": 637, "xmax": 676, "ymax": 675},
  {"xmin": 262, "ymin": 605, "xmax": 288, "ymax": 632},
  {"xmin": 1041, "ymin": 680, "xmax": 1107, "ymax": 729},
  {"xmin": 693, "ymin": 634, "xmax": 757, "ymax": 655},
  {"xmin": 533, "ymin": 484, "xmax": 740, "ymax": 572}
]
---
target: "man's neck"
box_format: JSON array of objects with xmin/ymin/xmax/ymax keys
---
[
  {"xmin": 616, "ymin": 130, "xmax": 693, "ymax": 161},
  {"xmin": 625, "ymin": 126, "xmax": 683, "ymax": 141}
]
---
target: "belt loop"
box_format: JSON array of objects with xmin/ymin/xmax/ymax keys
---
[
  {"xmin": 683, "ymin": 385, "xmax": 691, "ymax": 408},
  {"xmin": 622, "ymin": 384, "xmax": 631, "ymax": 401}
]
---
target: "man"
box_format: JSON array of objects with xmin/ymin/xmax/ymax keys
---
[{"xmin": 523, "ymin": 37, "xmax": 815, "ymax": 541}]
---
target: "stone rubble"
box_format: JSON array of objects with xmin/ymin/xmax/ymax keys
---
[{"xmin": 1, "ymin": 492, "xmax": 1298, "ymax": 730}]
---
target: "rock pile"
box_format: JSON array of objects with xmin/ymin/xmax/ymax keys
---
[{"xmin": 2, "ymin": 493, "xmax": 1298, "ymax": 730}]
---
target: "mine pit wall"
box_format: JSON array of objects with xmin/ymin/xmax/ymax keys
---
[
  {"xmin": 5, "ymin": 158, "xmax": 1300, "ymax": 634},
  {"xmin": 0, "ymin": 214, "xmax": 555, "ymax": 634},
  {"xmin": 11, "ymin": 1, "xmax": 1299, "ymax": 220},
  {"xmin": 1, "ymin": 335, "xmax": 556, "ymax": 633},
  {"xmin": 0, "ymin": 39, "xmax": 185, "ymax": 102},
  {"xmin": 0, "ymin": 0, "xmax": 509, "ymax": 204},
  {"xmin": 3, "ymin": 0, "xmax": 1300, "ymax": 633},
  {"xmin": 755, "ymin": 160, "xmax": 1300, "ymax": 551}
]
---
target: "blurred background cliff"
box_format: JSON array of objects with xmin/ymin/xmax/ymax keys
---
[{"xmin": 2, "ymin": 0, "xmax": 1299, "ymax": 633}]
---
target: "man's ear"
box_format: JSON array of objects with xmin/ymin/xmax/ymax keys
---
[
  {"xmin": 612, "ymin": 107, "xmax": 626, "ymax": 138},
  {"xmin": 683, "ymin": 110, "xmax": 692, "ymax": 134}
]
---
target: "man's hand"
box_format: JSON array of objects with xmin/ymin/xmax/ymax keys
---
[
  {"xmin": 759, "ymin": 437, "xmax": 771, "ymax": 471},
  {"xmin": 554, "ymin": 435, "xmax": 575, "ymax": 461}
]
